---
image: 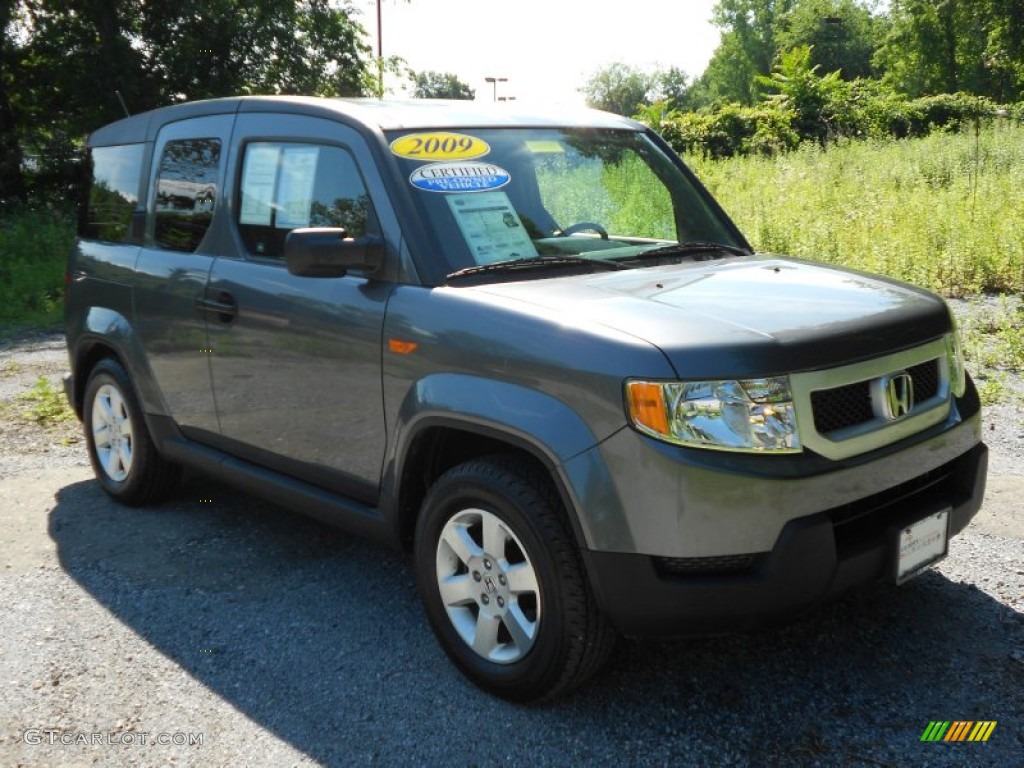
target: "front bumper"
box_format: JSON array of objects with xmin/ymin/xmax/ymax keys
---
[{"xmin": 583, "ymin": 441, "xmax": 987, "ymax": 636}]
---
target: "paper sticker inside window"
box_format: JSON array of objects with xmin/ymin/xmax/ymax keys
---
[
  {"xmin": 447, "ymin": 191, "xmax": 538, "ymax": 264},
  {"xmin": 239, "ymin": 145, "xmax": 280, "ymax": 226},
  {"xmin": 276, "ymin": 146, "xmax": 319, "ymax": 229}
]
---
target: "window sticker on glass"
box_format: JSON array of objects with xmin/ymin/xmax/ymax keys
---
[
  {"xmin": 239, "ymin": 144, "xmax": 280, "ymax": 226},
  {"xmin": 525, "ymin": 140, "xmax": 565, "ymax": 154},
  {"xmin": 276, "ymin": 146, "xmax": 320, "ymax": 229},
  {"xmin": 391, "ymin": 132, "xmax": 489, "ymax": 161},
  {"xmin": 447, "ymin": 191, "xmax": 538, "ymax": 264},
  {"xmin": 410, "ymin": 161, "xmax": 511, "ymax": 193}
]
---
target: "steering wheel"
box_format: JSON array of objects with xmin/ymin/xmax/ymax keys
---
[{"xmin": 558, "ymin": 222, "xmax": 609, "ymax": 240}]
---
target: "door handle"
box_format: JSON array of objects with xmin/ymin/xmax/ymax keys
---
[{"xmin": 195, "ymin": 292, "xmax": 237, "ymax": 323}]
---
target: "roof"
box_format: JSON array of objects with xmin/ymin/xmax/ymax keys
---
[{"xmin": 88, "ymin": 96, "xmax": 644, "ymax": 146}]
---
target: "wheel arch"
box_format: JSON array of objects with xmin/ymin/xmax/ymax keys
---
[
  {"xmin": 383, "ymin": 373, "xmax": 628, "ymax": 554},
  {"xmin": 70, "ymin": 340, "xmax": 119, "ymax": 418},
  {"xmin": 389, "ymin": 417, "xmax": 590, "ymax": 553},
  {"xmin": 69, "ymin": 306, "xmax": 168, "ymax": 418}
]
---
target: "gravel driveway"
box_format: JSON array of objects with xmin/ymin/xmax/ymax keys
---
[{"xmin": 1, "ymin": 330, "xmax": 1021, "ymax": 767}]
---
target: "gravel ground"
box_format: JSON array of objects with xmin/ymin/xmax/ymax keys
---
[{"xmin": 0, "ymin": 326, "xmax": 1022, "ymax": 767}]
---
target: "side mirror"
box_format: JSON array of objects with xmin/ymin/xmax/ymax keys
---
[{"xmin": 284, "ymin": 228, "xmax": 384, "ymax": 278}]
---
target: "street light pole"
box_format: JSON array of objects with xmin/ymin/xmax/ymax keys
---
[{"xmin": 484, "ymin": 76, "xmax": 507, "ymax": 102}]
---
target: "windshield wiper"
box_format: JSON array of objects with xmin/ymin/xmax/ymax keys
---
[
  {"xmin": 618, "ymin": 241, "xmax": 752, "ymax": 262},
  {"xmin": 445, "ymin": 254, "xmax": 629, "ymax": 282}
]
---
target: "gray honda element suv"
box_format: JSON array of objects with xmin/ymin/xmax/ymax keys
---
[{"xmin": 65, "ymin": 97, "xmax": 987, "ymax": 700}]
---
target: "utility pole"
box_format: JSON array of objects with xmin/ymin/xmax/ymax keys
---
[{"xmin": 376, "ymin": 0, "xmax": 384, "ymax": 98}]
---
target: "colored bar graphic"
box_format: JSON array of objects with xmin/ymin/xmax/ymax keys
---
[
  {"xmin": 921, "ymin": 721, "xmax": 950, "ymax": 741},
  {"xmin": 921, "ymin": 721, "xmax": 996, "ymax": 742},
  {"xmin": 969, "ymin": 722, "xmax": 998, "ymax": 742},
  {"xmin": 945, "ymin": 721, "xmax": 972, "ymax": 741}
]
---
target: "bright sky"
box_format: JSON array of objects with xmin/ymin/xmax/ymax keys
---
[{"xmin": 365, "ymin": 0, "xmax": 722, "ymax": 105}]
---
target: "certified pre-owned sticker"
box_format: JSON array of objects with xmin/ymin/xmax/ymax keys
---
[
  {"xmin": 391, "ymin": 132, "xmax": 490, "ymax": 160},
  {"xmin": 409, "ymin": 162, "xmax": 511, "ymax": 193}
]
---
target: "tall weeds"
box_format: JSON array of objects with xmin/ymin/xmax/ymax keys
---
[
  {"xmin": 0, "ymin": 207, "xmax": 75, "ymax": 327},
  {"xmin": 688, "ymin": 121, "xmax": 1024, "ymax": 296}
]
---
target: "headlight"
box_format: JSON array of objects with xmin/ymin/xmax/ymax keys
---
[
  {"xmin": 946, "ymin": 328, "xmax": 967, "ymax": 398},
  {"xmin": 944, "ymin": 302, "xmax": 967, "ymax": 398},
  {"xmin": 625, "ymin": 376, "xmax": 802, "ymax": 453}
]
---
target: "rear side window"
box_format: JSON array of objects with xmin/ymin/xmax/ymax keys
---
[
  {"xmin": 79, "ymin": 144, "xmax": 144, "ymax": 242},
  {"xmin": 237, "ymin": 142, "xmax": 375, "ymax": 259},
  {"xmin": 154, "ymin": 138, "xmax": 221, "ymax": 252}
]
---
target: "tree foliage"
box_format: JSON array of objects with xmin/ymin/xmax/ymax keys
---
[
  {"xmin": 875, "ymin": 0, "xmax": 1024, "ymax": 101},
  {"xmin": 580, "ymin": 62, "xmax": 655, "ymax": 115},
  {"xmin": 776, "ymin": 0, "xmax": 881, "ymax": 80},
  {"xmin": 411, "ymin": 70, "xmax": 475, "ymax": 100},
  {"xmin": 698, "ymin": 0, "xmax": 1024, "ymax": 108},
  {"xmin": 702, "ymin": 0, "xmax": 794, "ymax": 104},
  {"xmin": 0, "ymin": 0, "xmax": 26, "ymax": 201},
  {"xmin": 2, "ymin": 0, "xmax": 371, "ymax": 205}
]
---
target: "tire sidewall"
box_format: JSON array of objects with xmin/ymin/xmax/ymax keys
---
[
  {"xmin": 415, "ymin": 465, "xmax": 573, "ymax": 700},
  {"xmin": 83, "ymin": 360, "xmax": 145, "ymax": 500}
]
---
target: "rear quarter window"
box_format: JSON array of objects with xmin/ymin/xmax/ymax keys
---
[
  {"xmin": 154, "ymin": 138, "xmax": 221, "ymax": 252},
  {"xmin": 79, "ymin": 144, "xmax": 145, "ymax": 242}
]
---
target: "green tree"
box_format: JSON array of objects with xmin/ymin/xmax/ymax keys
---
[
  {"xmin": 580, "ymin": 62, "xmax": 654, "ymax": 115},
  {"xmin": 701, "ymin": 0, "xmax": 795, "ymax": 105},
  {"xmin": 138, "ymin": 0, "xmax": 369, "ymax": 100},
  {"xmin": 875, "ymin": 0, "xmax": 1024, "ymax": 100},
  {"xmin": 651, "ymin": 66, "xmax": 700, "ymax": 112},
  {"xmin": 3, "ymin": 0, "xmax": 373, "ymax": 203},
  {"xmin": 701, "ymin": 0, "xmax": 886, "ymax": 105},
  {"xmin": 777, "ymin": 0, "xmax": 884, "ymax": 80},
  {"xmin": 984, "ymin": 0, "xmax": 1024, "ymax": 100},
  {"xmin": 14, "ymin": 0, "xmax": 151, "ymax": 200},
  {"xmin": 1, "ymin": 0, "xmax": 27, "ymax": 202},
  {"xmin": 758, "ymin": 44, "xmax": 852, "ymax": 144},
  {"xmin": 410, "ymin": 70, "xmax": 475, "ymax": 100}
]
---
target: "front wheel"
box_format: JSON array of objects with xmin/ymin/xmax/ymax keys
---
[
  {"xmin": 414, "ymin": 456, "xmax": 615, "ymax": 701},
  {"xmin": 83, "ymin": 358, "xmax": 181, "ymax": 505}
]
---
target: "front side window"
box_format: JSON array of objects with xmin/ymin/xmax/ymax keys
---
[
  {"xmin": 237, "ymin": 142, "xmax": 374, "ymax": 259},
  {"xmin": 79, "ymin": 143, "xmax": 144, "ymax": 242},
  {"xmin": 386, "ymin": 127, "xmax": 744, "ymax": 279},
  {"xmin": 154, "ymin": 138, "xmax": 221, "ymax": 252}
]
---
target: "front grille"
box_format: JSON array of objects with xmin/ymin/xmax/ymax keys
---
[
  {"xmin": 811, "ymin": 381, "xmax": 873, "ymax": 434},
  {"xmin": 810, "ymin": 358, "xmax": 943, "ymax": 436},
  {"xmin": 654, "ymin": 554, "xmax": 756, "ymax": 577},
  {"xmin": 908, "ymin": 359, "xmax": 940, "ymax": 401}
]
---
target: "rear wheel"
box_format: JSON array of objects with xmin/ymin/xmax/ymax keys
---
[
  {"xmin": 83, "ymin": 358, "xmax": 181, "ymax": 505},
  {"xmin": 414, "ymin": 456, "xmax": 615, "ymax": 701}
]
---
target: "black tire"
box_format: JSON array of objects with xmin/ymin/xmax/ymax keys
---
[
  {"xmin": 414, "ymin": 455, "xmax": 615, "ymax": 701},
  {"xmin": 82, "ymin": 358, "xmax": 181, "ymax": 506}
]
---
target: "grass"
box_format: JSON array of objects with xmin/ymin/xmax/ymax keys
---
[
  {"xmin": 0, "ymin": 206, "xmax": 76, "ymax": 329},
  {"xmin": 955, "ymin": 296, "xmax": 1024, "ymax": 406},
  {"xmin": 687, "ymin": 121, "xmax": 1024, "ymax": 297},
  {"xmin": 15, "ymin": 376, "xmax": 76, "ymax": 425}
]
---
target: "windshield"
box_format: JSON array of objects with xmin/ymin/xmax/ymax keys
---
[{"xmin": 385, "ymin": 127, "xmax": 747, "ymax": 280}]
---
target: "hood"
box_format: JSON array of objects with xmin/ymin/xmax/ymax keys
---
[{"xmin": 468, "ymin": 256, "xmax": 951, "ymax": 378}]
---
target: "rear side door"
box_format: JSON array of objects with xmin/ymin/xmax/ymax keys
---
[
  {"xmin": 205, "ymin": 113, "xmax": 397, "ymax": 501},
  {"xmin": 133, "ymin": 114, "xmax": 235, "ymax": 436}
]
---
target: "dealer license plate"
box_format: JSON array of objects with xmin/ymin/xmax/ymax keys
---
[{"xmin": 895, "ymin": 509, "xmax": 949, "ymax": 584}]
